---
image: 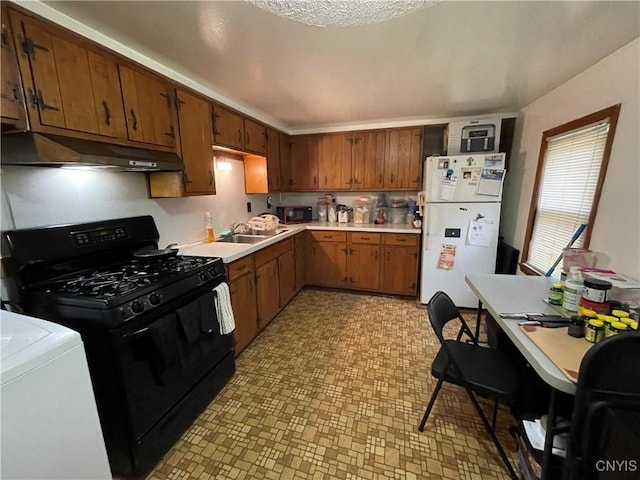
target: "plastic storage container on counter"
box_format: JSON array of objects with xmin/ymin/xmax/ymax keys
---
[{"xmin": 354, "ymin": 198, "xmax": 373, "ymax": 224}]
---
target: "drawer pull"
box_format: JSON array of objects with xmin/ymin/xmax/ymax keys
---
[
  {"xmin": 237, "ymin": 265, "xmax": 246, "ymax": 271},
  {"xmin": 360, "ymin": 236, "xmax": 370, "ymax": 240},
  {"xmin": 395, "ymin": 237, "xmax": 407, "ymax": 242}
]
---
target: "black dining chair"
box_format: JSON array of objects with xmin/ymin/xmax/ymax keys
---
[
  {"xmin": 562, "ymin": 332, "xmax": 640, "ymax": 480},
  {"xmin": 419, "ymin": 291, "xmax": 519, "ymax": 480}
]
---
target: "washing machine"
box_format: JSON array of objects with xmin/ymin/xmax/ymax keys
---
[{"xmin": 1, "ymin": 310, "xmax": 111, "ymax": 479}]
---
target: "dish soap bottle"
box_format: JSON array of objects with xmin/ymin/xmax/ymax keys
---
[{"xmin": 204, "ymin": 212, "xmax": 215, "ymax": 243}]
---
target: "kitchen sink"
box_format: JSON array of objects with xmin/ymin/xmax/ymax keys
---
[{"xmin": 217, "ymin": 234, "xmax": 268, "ymax": 244}]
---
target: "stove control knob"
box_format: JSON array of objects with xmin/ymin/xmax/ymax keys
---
[
  {"xmin": 131, "ymin": 301, "xmax": 145, "ymax": 313},
  {"xmin": 149, "ymin": 293, "xmax": 161, "ymax": 305},
  {"xmin": 199, "ymin": 272, "xmax": 209, "ymax": 282}
]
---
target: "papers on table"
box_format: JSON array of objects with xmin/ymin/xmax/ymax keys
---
[{"xmin": 522, "ymin": 419, "xmax": 567, "ymax": 457}]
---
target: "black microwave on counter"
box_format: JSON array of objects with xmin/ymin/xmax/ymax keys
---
[{"xmin": 276, "ymin": 206, "xmax": 312, "ymax": 224}]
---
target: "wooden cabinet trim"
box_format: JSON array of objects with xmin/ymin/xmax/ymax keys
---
[
  {"xmin": 348, "ymin": 232, "xmax": 381, "ymax": 245},
  {"xmin": 383, "ymin": 233, "xmax": 419, "ymax": 246},
  {"xmin": 254, "ymin": 238, "xmax": 294, "ymax": 267},
  {"xmin": 310, "ymin": 231, "xmax": 346, "ymax": 242},
  {"xmin": 226, "ymin": 255, "xmax": 255, "ymax": 281}
]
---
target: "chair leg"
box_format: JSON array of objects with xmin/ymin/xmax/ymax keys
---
[
  {"xmin": 418, "ymin": 378, "xmax": 444, "ymax": 432},
  {"xmin": 492, "ymin": 399, "xmax": 498, "ymax": 431},
  {"xmin": 465, "ymin": 388, "xmax": 518, "ymax": 480}
]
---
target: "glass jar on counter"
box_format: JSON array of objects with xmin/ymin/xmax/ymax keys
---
[{"xmin": 585, "ymin": 319, "xmax": 604, "ymax": 343}]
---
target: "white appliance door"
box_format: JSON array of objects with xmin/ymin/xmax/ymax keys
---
[
  {"xmin": 420, "ymin": 202, "xmax": 502, "ymax": 307},
  {"xmin": 424, "ymin": 153, "xmax": 506, "ymax": 203}
]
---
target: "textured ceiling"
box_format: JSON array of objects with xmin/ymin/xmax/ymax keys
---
[{"xmin": 34, "ymin": 1, "xmax": 640, "ymax": 133}]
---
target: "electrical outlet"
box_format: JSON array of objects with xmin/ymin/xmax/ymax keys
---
[{"xmin": 247, "ymin": 202, "xmax": 252, "ymax": 213}]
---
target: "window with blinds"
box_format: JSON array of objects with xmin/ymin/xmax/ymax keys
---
[{"xmin": 522, "ymin": 105, "xmax": 620, "ymax": 277}]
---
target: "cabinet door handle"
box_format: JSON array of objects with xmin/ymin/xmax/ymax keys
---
[
  {"xmin": 160, "ymin": 92, "xmax": 172, "ymax": 108},
  {"xmin": 387, "ymin": 251, "xmax": 391, "ymax": 261},
  {"xmin": 238, "ymin": 129, "xmax": 243, "ymax": 144},
  {"xmin": 164, "ymin": 125, "xmax": 176, "ymax": 138},
  {"xmin": 246, "ymin": 131, "xmax": 251, "ymax": 145},
  {"xmin": 209, "ymin": 170, "xmax": 214, "ymax": 185},
  {"xmin": 390, "ymin": 173, "xmax": 395, "ymax": 183},
  {"xmin": 374, "ymin": 250, "xmax": 378, "ymax": 260},
  {"xmin": 30, "ymin": 89, "xmax": 59, "ymax": 111},
  {"xmin": 101, "ymin": 100, "xmax": 111, "ymax": 126},
  {"xmin": 313, "ymin": 176, "xmax": 317, "ymax": 186},
  {"xmin": 174, "ymin": 95, "xmax": 185, "ymax": 112},
  {"xmin": 324, "ymin": 176, "xmax": 328, "ymax": 185},
  {"xmin": 130, "ymin": 109, "xmax": 138, "ymax": 131},
  {"xmin": 378, "ymin": 174, "xmax": 382, "ymax": 185},
  {"xmin": 211, "ymin": 112, "xmax": 221, "ymax": 135}
]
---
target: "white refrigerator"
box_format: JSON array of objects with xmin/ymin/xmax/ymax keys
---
[{"xmin": 419, "ymin": 153, "xmax": 506, "ymax": 307}]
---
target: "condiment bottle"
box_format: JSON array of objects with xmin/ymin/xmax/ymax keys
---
[{"xmin": 205, "ymin": 212, "xmax": 215, "ymax": 243}]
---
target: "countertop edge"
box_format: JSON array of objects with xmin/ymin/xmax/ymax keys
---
[{"xmin": 179, "ymin": 223, "xmax": 420, "ymax": 263}]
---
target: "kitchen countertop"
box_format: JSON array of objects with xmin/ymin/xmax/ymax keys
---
[{"xmin": 179, "ymin": 222, "xmax": 420, "ymax": 263}]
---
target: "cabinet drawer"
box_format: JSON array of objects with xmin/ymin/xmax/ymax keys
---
[
  {"xmin": 310, "ymin": 231, "xmax": 346, "ymax": 242},
  {"xmin": 255, "ymin": 237, "xmax": 294, "ymax": 267},
  {"xmin": 383, "ymin": 233, "xmax": 419, "ymax": 246},
  {"xmin": 349, "ymin": 232, "xmax": 381, "ymax": 245},
  {"xmin": 226, "ymin": 255, "xmax": 255, "ymax": 281}
]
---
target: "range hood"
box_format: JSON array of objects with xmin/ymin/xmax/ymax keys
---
[{"xmin": 1, "ymin": 133, "xmax": 184, "ymax": 172}]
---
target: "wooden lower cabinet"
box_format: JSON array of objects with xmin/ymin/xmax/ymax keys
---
[
  {"xmin": 226, "ymin": 255, "xmax": 258, "ymax": 355},
  {"xmin": 307, "ymin": 231, "xmax": 419, "ymax": 296},
  {"xmin": 255, "ymin": 258, "xmax": 280, "ymax": 330},
  {"xmin": 278, "ymin": 248, "xmax": 296, "ymax": 307},
  {"xmin": 229, "ymin": 272, "xmax": 258, "ymax": 354},
  {"xmin": 381, "ymin": 234, "xmax": 419, "ymax": 295},
  {"xmin": 294, "ymin": 232, "xmax": 306, "ymax": 293},
  {"xmin": 307, "ymin": 231, "xmax": 348, "ymax": 287},
  {"xmin": 347, "ymin": 232, "xmax": 381, "ymax": 291}
]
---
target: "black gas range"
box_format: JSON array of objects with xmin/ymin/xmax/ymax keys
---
[{"xmin": 3, "ymin": 216, "xmax": 235, "ymax": 478}]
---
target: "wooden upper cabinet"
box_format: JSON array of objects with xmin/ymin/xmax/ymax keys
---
[
  {"xmin": 10, "ymin": 11, "xmax": 127, "ymax": 137},
  {"xmin": 244, "ymin": 117, "xmax": 266, "ymax": 155},
  {"xmin": 175, "ymin": 89, "xmax": 215, "ymax": 195},
  {"xmin": 212, "ymin": 105, "xmax": 265, "ymax": 154},
  {"xmin": 119, "ymin": 66, "xmax": 176, "ymax": 148},
  {"xmin": 1, "ymin": 6, "xmax": 25, "ymax": 125},
  {"xmin": 279, "ymin": 133, "xmax": 292, "ymax": 191},
  {"xmin": 289, "ymin": 135, "xmax": 319, "ymax": 190},
  {"xmin": 212, "ymin": 104, "xmax": 244, "ymax": 150},
  {"xmin": 384, "ymin": 127, "xmax": 423, "ymax": 190},
  {"xmin": 318, "ymin": 133, "xmax": 353, "ymax": 191},
  {"xmin": 352, "ymin": 130, "xmax": 386, "ymax": 190},
  {"xmin": 266, "ymin": 127, "xmax": 281, "ymax": 191}
]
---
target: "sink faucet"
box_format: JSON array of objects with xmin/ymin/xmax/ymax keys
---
[{"xmin": 230, "ymin": 221, "xmax": 249, "ymax": 234}]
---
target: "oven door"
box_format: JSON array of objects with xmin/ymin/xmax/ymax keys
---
[{"xmin": 110, "ymin": 284, "xmax": 233, "ymax": 442}]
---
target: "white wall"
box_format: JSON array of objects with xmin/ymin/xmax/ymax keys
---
[
  {"xmin": 501, "ymin": 38, "xmax": 640, "ymax": 278},
  {"xmin": 0, "ymin": 155, "xmax": 268, "ymax": 247}
]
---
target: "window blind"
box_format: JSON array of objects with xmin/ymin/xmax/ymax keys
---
[{"xmin": 527, "ymin": 121, "xmax": 610, "ymax": 276}]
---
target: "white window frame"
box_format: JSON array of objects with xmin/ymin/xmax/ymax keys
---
[{"xmin": 521, "ymin": 105, "xmax": 621, "ymax": 277}]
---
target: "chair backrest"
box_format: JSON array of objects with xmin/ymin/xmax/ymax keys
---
[
  {"xmin": 427, "ymin": 291, "xmax": 477, "ymax": 345},
  {"xmin": 564, "ymin": 332, "xmax": 640, "ymax": 480}
]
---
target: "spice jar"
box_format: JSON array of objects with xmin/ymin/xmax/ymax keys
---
[
  {"xmin": 548, "ymin": 283, "xmax": 564, "ymax": 306},
  {"xmin": 585, "ymin": 319, "xmax": 604, "ymax": 343},
  {"xmin": 605, "ymin": 321, "xmax": 628, "ymax": 338},
  {"xmin": 612, "ymin": 309, "xmax": 630, "ymax": 321},
  {"xmin": 568, "ymin": 316, "xmax": 585, "ymax": 338}
]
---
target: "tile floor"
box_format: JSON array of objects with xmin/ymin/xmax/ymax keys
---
[{"xmin": 146, "ymin": 289, "xmax": 517, "ymax": 480}]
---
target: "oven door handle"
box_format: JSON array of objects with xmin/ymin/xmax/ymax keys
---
[{"xmin": 122, "ymin": 326, "xmax": 151, "ymax": 340}]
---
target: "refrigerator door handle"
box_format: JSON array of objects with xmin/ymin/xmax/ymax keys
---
[
  {"xmin": 423, "ymin": 204, "xmax": 434, "ymax": 250},
  {"xmin": 417, "ymin": 191, "xmax": 425, "ymax": 217}
]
